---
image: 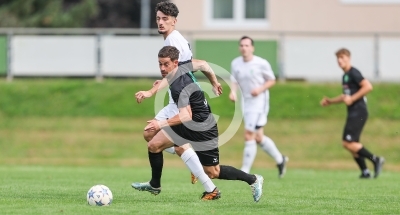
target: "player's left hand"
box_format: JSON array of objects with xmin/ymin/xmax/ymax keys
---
[
  {"xmin": 135, "ymin": 91, "xmax": 153, "ymax": 103},
  {"xmin": 343, "ymin": 95, "xmax": 353, "ymax": 106},
  {"xmin": 144, "ymin": 120, "xmax": 161, "ymax": 131},
  {"xmin": 251, "ymin": 88, "xmax": 262, "ymax": 97},
  {"xmin": 212, "ymin": 82, "xmax": 223, "ymax": 96}
]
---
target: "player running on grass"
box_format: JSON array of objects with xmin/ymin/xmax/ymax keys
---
[
  {"xmin": 320, "ymin": 48, "xmax": 384, "ymax": 179},
  {"xmin": 133, "ymin": 45, "xmax": 264, "ymax": 201},
  {"xmin": 132, "ymin": 1, "xmax": 223, "ymax": 200},
  {"xmin": 229, "ymin": 36, "xmax": 288, "ymax": 178}
]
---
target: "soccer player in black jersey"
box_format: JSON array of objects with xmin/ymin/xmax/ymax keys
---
[
  {"xmin": 320, "ymin": 48, "xmax": 384, "ymax": 178},
  {"xmin": 141, "ymin": 46, "xmax": 264, "ymax": 201}
]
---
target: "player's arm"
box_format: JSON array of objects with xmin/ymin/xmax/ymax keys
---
[
  {"xmin": 320, "ymin": 94, "xmax": 345, "ymax": 106},
  {"xmin": 251, "ymin": 61, "xmax": 276, "ymax": 96},
  {"xmin": 229, "ymin": 81, "xmax": 238, "ymax": 102},
  {"xmin": 135, "ymin": 78, "xmax": 169, "ymax": 103},
  {"xmin": 159, "ymin": 105, "xmax": 192, "ymax": 128},
  {"xmin": 251, "ymin": 79, "xmax": 276, "ymax": 97},
  {"xmin": 191, "ymin": 58, "xmax": 222, "ymax": 96},
  {"xmin": 344, "ymin": 79, "xmax": 373, "ymax": 106},
  {"xmin": 144, "ymin": 105, "xmax": 192, "ymax": 131}
]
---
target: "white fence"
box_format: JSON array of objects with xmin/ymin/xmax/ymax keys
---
[{"xmin": 2, "ymin": 28, "xmax": 400, "ymax": 82}]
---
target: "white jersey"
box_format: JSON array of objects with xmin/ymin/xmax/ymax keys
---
[
  {"xmin": 164, "ymin": 30, "xmax": 193, "ymax": 104},
  {"xmin": 230, "ymin": 55, "xmax": 275, "ymax": 113}
]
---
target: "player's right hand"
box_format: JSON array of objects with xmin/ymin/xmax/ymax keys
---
[
  {"xmin": 229, "ymin": 92, "xmax": 237, "ymax": 102},
  {"xmin": 212, "ymin": 82, "xmax": 223, "ymax": 96},
  {"xmin": 320, "ymin": 96, "xmax": 330, "ymax": 106},
  {"xmin": 135, "ymin": 91, "xmax": 153, "ymax": 103}
]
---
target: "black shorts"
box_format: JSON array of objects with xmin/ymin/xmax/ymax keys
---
[
  {"xmin": 342, "ymin": 110, "xmax": 368, "ymax": 142},
  {"xmin": 162, "ymin": 122, "xmax": 219, "ymax": 166},
  {"xmin": 195, "ymin": 148, "xmax": 220, "ymax": 166}
]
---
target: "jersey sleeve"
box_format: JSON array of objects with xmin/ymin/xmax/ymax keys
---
[
  {"xmin": 261, "ymin": 60, "xmax": 276, "ymax": 81},
  {"xmin": 350, "ymin": 69, "xmax": 364, "ymax": 84}
]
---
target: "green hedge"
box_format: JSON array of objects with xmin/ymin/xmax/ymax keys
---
[{"xmin": 0, "ymin": 79, "xmax": 398, "ymax": 119}]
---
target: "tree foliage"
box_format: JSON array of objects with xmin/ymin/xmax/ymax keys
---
[{"xmin": 0, "ymin": 0, "xmax": 99, "ymax": 27}]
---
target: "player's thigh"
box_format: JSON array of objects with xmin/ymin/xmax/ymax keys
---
[
  {"xmin": 195, "ymin": 148, "xmax": 220, "ymax": 178},
  {"xmin": 147, "ymin": 129, "xmax": 174, "ymax": 153},
  {"xmin": 154, "ymin": 104, "xmax": 179, "ymax": 121},
  {"xmin": 342, "ymin": 112, "xmax": 368, "ymax": 143}
]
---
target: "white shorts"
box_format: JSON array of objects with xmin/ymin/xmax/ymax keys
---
[
  {"xmin": 244, "ymin": 112, "xmax": 268, "ymax": 132},
  {"xmin": 155, "ymin": 103, "xmax": 179, "ymax": 120}
]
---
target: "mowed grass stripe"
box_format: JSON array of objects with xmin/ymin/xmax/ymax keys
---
[{"xmin": 0, "ymin": 166, "xmax": 399, "ymax": 215}]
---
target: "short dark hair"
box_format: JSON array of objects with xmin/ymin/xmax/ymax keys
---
[
  {"xmin": 155, "ymin": 1, "xmax": 179, "ymax": 17},
  {"xmin": 336, "ymin": 48, "xmax": 351, "ymax": 57},
  {"xmin": 239, "ymin": 36, "xmax": 254, "ymax": 46},
  {"xmin": 158, "ymin": 46, "xmax": 180, "ymax": 61}
]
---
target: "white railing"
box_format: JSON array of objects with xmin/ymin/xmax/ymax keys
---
[{"xmin": 2, "ymin": 28, "xmax": 400, "ymax": 82}]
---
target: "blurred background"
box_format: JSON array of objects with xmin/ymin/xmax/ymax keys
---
[{"xmin": 0, "ymin": 0, "xmax": 399, "ymax": 170}]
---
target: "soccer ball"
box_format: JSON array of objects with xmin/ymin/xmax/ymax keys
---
[{"xmin": 87, "ymin": 185, "xmax": 113, "ymax": 206}]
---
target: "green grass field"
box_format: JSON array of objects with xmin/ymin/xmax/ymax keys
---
[
  {"xmin": 1, "ymin": 166, "xmax": 400, "ymax": 215},
  {"xmin": 0, "ymin": 79, "xmax": 399, "ymax": 214}
]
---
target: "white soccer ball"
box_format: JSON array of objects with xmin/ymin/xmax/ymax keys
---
[{"xmin": 87, "ymin": 184, "xmax": 113, "ymax": 206}]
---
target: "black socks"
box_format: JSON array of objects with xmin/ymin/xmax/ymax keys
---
[
  {"xmin": 218, "ymin": 165, "xmax": 257, "ymax": 185},
  {"xmin": 357, "ymin": 147, "xmax": 377, "ymax": 164},
  {"xmin": 354, "ymin": 156, "xmax": 368, "ymax": 171},
  {"xmin": 148, "ymin": 151, "xmax": 163, "ymax": 188}
]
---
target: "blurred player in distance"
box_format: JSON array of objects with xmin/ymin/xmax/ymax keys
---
[
  {"xmin": 320, "ymin": 48, "xmax": 384, "ymax": 178},
  {"xmin": 229, "ymin": 36, "xmax": 288, "ymax": 178}
]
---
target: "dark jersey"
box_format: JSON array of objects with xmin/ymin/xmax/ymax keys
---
[
  {"xmin": 169, "ymin": 67, "xmax": 213, "ymax": 123},
  {"xmin": 342, "ymin": 67, "xmax": 368, "ymax": 112},
  {"xmin": 166, "ymin": 66, "xmax": 218, "ymax": 151}
]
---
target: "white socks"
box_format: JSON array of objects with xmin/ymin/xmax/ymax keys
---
[
  {"xmin": 164, "ymin": 147, "xmax": 176, "ymax": 154},
  {"xmin": 180, "ymin": 148, "xmax": 216, "ymax": 192},
  {"xmin": 240, "ymin": 140, "xmax": 257, "ymax": 173},
  {"xmin": 260, "ymin": 136, "xmax": 283, "ymax": 164}
]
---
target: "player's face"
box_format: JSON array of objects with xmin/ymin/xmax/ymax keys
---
[
  {"xmin": 156, "ymin": 11, "xmax": 176, "ymax": 35},
  {"xmin": 337, "ymin": 54, "xmax": 351, "ymax": 71},
  {"xmin": 239, "ymin": 39, "xmax": 254, "ymax": 57},
  {"xmin": 159, "ymin": 57, "xmax": 178, "ymax": 78}
]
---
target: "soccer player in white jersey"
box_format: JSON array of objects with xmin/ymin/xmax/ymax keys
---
[
  {"xmin": 229, "ymin": 36, "xmax": 288, "ymax": 178},
  {"xmin": 132, "ymin": 2, "xmax": 225, "ymax": 200}
]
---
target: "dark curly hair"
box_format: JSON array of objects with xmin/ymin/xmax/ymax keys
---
[
  {"xmin": 155, "ymin": 1, "xmax": 179, "ymax": 17},
  {"xmin": 158, "ymin": 46, "xmax": 180, "ymax": 61}
]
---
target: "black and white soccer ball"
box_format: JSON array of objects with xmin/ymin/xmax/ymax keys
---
[{"xmin": 87, "ymin": 184, "xmax": 113, "ymax": 206}]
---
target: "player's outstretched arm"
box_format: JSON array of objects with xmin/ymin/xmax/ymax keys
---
[
  {"xmin": 192, "ymin": 59, "xmax": 222, "ymax": 96},
  {"xmin": 135, "ymin": 78, "xmax": 169, "ymax": 103}
]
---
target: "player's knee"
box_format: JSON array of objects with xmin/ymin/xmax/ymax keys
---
[
  {"xmin": 255, "ymin": 135, "xmax": 263, "ymax": 143},
  {"xmin": 174, "ymin": 146, "xmax": 185, "ymax": 156},
  {"xmin": 244, "ymin": 130, "xmax": 255, "ymax": 141},
  {"xmin": 342, "ymin": 141, "xmax": 351, "ymax": 149},
  {"xmin": 204, "ymin": 166, "xmax": 220, "ymax": 179},
  {"xmin": 143, "ymin": 130, "xmax": 155, "ymax": 142},
  {"xmin": 147, "ymin": 141, "xmax": 163, "ymax": 153}
]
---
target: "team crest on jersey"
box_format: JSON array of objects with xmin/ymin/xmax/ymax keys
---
[{"xmin": 344, "ymin": 74, "xmax": 349, "ymax": 82}]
